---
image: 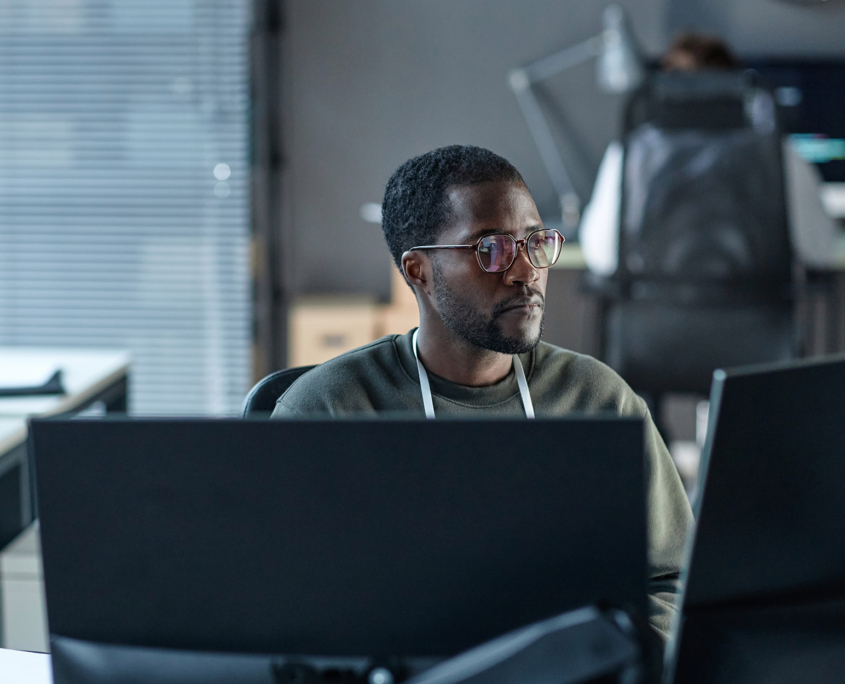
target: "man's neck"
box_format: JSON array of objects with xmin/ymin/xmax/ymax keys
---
[{"xmin": 414, "ymin": 323, "xmax": 513, "ymax": 387}]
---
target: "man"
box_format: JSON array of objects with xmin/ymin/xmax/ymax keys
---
[{"xmin": 273, "ymin": 145, "xmax": 692, "ymax": 643}]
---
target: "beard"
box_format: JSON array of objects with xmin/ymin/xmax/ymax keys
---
[{"xmin": 431, "ymin": 260, "xmax": 545, "ymax": 355}]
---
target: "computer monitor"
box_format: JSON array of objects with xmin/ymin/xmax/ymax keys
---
[
  {"xmin": 30, "ymin": 417, "xmax": 649, "ymax": 684},
  {"xmin": 666, "ymin": 353, "xmax": 845, "ymax": 684},
  {"xmin": 749, "ymin": 60, "xmax": 845, "ymax": 184}
]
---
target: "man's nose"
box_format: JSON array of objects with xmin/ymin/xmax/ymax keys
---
[{"xmin": 503, "ymin": 244, "xmax": 540, "ymax": 286}]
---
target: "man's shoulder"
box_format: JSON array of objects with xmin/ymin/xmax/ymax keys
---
[
  {"xmin": 304, "ymin": 335, "xmax": 399, "ymax": 373},
  {"xmin": 272, "ymin": 334, "xmax": 413, "ymax": 416},
  {"xmin": 532, "ymin": 341, "xmax": 645, "ymax": 415},
  {"xmin": 533, "ymin": 340, "xmax": 616, "ymax": 377},
  {"xmin": 285, "ymin": 334, "xmax": 402, "ymax": 392}
]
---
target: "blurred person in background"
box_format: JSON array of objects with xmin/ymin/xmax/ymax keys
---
[{"xmin": 580, "ymin": 31, "xmax": 844, "ymax": 275}]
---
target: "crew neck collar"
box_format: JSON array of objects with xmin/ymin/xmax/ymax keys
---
[{"xmin": 394, "ymin": 329, "xmax": 535, "ymax": 408}]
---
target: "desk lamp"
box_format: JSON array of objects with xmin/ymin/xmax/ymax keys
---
[{"xmin": 508, "ymin": 6, "xmax": 645, "ymax": 232}]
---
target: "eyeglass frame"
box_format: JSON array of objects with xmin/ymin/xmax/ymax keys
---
[{"xmin": 408, "ymin": 228, "xmax": 565, "ymax": 273}]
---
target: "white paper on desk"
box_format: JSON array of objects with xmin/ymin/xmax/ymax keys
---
[
  {"xmin": 0, "ymin": 648, "xmax": 52, "ymax": 684},
  {"xmin": 0, "ymin": 362, "xmax": 60, "ymax": 390}
]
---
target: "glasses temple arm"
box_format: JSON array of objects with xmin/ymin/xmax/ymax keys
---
[{"xmin": 410, "ymin": 245, "xmax": 476, "ymax": 251}]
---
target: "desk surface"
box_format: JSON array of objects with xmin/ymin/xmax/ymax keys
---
[
  {"xmin": 0, "ymin": 419, "xmax": 27, "ymax": 458},
  {"xmin": 0, "ymin": 349, "xmax": 131, "ymax": 653},
  {"xmin": 0, "ymin": 648, "xmax": 51, "ymax": 684},
  {"xmin": 0, "ymin": 348, "xmax": 129, "ymax": 418}
]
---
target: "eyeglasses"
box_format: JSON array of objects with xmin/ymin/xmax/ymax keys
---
[{"xmin": 410, "ymin": 228, "xmax": 564, "ymax": 273}]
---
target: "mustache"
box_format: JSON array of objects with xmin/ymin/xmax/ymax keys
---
[{"xmin": 491, "ymin": 287, "xmax": 545, "ymax": 317}]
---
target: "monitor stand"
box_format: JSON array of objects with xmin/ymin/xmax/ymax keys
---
[{"xmin": 51, "ymin": 605, "xmax": 647, "ymax": 684}]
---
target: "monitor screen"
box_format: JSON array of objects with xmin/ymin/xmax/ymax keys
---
[
  {"xmin": 748, "ymin": 59, "xmax": 845, "ymax": 184},
  {"xmin": 31, "ymin": 417, "xmax": 649, "ymax": 684},
  {"xmin": 667, "ymin": 353, "xmax": 845, "ymax": 684}
]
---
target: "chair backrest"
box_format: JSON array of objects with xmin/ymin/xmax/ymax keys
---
[
  {"xmin": 599, "ymin": 71, "xmax": 798, "ymax": 395},
  {"xmin": 617, "ymin": 71, "xmax": 793, "ymax": 299},
  {"xmin": 241, "ymin": 365, "xmax": 316, "ymax": 417}
]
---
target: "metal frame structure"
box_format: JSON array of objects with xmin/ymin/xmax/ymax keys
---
[{"xmin": 507, "ymin": 6, "xmax": 644, "ymax": 230}]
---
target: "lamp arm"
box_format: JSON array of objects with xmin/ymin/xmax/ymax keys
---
[
  {"xmin": 508, "ymin": 74, "xmax": 576, "ymax": 204},
  {"xmin": 508, "ymin": 35, "xmax": 603, "ymax": 228},
  {"xmin": 523, "ymin": 34, "xmax": 604, "ymax": 84}
]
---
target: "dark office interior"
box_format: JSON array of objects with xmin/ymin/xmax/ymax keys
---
[{"xmin": 1, "ymin": 0, "xmax": 845, "ymax": 682}]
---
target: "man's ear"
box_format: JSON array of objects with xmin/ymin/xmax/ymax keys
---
[{"xmin": 401, "ymin": 250, "xmax": 433, "ymax": 298}]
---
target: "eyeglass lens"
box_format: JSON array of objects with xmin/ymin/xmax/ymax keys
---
[{"xmin": 476, "ymin": 230, "xmax": 562, "ymax": 273}]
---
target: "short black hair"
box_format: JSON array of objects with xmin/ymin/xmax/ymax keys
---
[{"xmin": 381, "ymin": 145, "xmax": 525, "ymax": 271}]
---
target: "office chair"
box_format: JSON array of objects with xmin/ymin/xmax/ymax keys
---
[
  {"xmin": 241, "ymin": 365, "xmax": 316, "ymax": 417},
  {"xmin": 586, "ymin": 71, "xmax": 798, "ymax": 421}
]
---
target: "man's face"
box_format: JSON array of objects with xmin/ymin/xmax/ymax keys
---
[
  {"xmin": 662, "ymin": 50, "xmax": 698, "ymax": 71},
  {"xmin": 428, "ymin": 181, "xmax": 548, "ymax": 355}
]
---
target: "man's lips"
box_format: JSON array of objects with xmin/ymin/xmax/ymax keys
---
[{"xmin": 497, "ymin": 297, "xmax": 544, "ymax": 315}]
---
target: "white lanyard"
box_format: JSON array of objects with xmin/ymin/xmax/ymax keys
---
[{"xmin": 412, "ymin": 329, "xmax": 535, "ymax": 419}]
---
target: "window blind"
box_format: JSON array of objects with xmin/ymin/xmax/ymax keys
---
[{"xmin": 0, "ymin": 0, "xmax": 252, "ymax": 415}]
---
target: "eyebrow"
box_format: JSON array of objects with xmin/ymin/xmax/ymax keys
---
[{"xmin": 465, "ymin": 224, "xmax": 544, "ymax": 242}]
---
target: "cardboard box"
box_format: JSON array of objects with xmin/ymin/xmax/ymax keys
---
[
  {"xmin": 288, "ymin": 296, "xmax": 380, "ymax": 367},
  {"xmin": 376, "ymin": 305, "xmax": 419, "ymax": 338},
  {"xmin": 377, "ymin": 265, "xmax": 419, "ymax": 335},
  {"xmin": 287, "ymin": 264, "xmax": 421, "ymax": 367},
  {"xmin": 390, "ymin": 266, "xmax": 417, "ymax": 310}
]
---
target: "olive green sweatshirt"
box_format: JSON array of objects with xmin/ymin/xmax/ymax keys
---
[{"xmin": 272, "ymin": 329, "xmax": 693, "ymax": 643}]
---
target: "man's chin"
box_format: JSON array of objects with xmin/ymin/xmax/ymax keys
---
[
  {"xmin": 494, "ymin": 333, "xmax": 542, "ymax": 355},
  {"xmin": 479, "ymin": 319, "xmax": 544, "ymax": 355}
]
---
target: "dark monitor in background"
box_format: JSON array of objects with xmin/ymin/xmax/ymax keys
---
[
  {"xmin": 666, "ymin": 354, "xmax": 845, "ymax": 684},
  {"xmin": 30, "ymin": 417, "xmax": 649, "ymax": 684},
  {"xmin": 749, "ymin": 59, "xmax": 845, "ymax": 185}
]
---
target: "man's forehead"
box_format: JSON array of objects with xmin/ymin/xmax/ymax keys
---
[{"xmin": 443, "ymin": 181, "xmax": 541, "ymax": 235}]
